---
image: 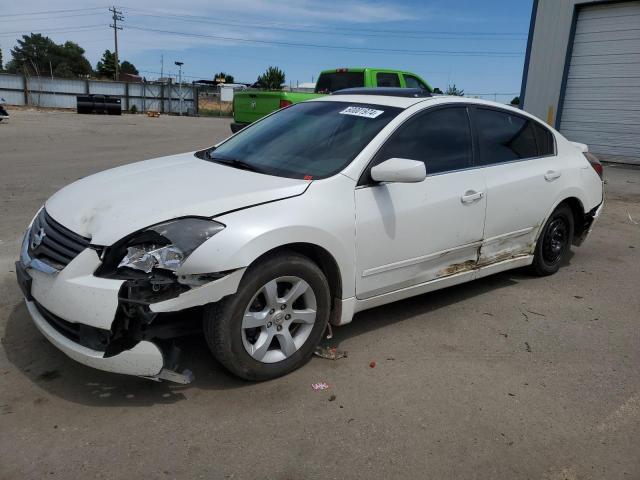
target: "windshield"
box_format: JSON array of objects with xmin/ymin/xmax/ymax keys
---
[
  {"xmin": 206, "ymin": 101, "xmax": 402, "ymax": 179},
  {"xmin": 315, "ymin": 72, "xmax": 365, "ymax": 94}
]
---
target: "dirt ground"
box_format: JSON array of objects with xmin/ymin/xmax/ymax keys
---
[{"xmin": 1, "ymin": 110, "xmax": 639, "ymax": 479}]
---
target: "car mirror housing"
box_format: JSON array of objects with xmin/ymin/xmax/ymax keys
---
[{"xmin": 370, "ymin": 158, "xmax": 427, "ymax": 184}]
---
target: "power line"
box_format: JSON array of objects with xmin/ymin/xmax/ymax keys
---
[
  {"xmin": 0, "ymin": 7, "xmax": 107, "ymax": 18},
  {"xmin": 126, "ymin": 10, "xmax": 527, "ymax": 41},
  {"xmin": 0, "ymin": 25, "xmax": 106, "ymax": 38},
  {"xmin": 126, "ymin": 25, "xmax": 525, "ymax": 57},
  {"xmin": 0, "ymin": 12, "xmax": 105, "ymax": 24},
  {"xmin": 125, "ymin": 8, "xmax": 526, "ymax": 37}
]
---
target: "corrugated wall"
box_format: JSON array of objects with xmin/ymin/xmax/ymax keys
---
[{"xmin": 0, "ymin": 74, "xmax": 198, "ymax": 114}]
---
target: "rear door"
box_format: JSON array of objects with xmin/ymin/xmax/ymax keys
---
[
  {"xmin": 355, "ymin": 106, "xmax": 487, "ymax": 299},
  {"xmin": 471, "ymin": 106, "xmax": 561, "ymax": 264},
  {"xmin": 234, "ymin": 92, "xmax": 285, "ymax": 123}
]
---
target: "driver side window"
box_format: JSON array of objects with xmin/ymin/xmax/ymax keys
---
[{"xmin": 372, "ymin": 107, "xmax": 473, "ymax": 177}]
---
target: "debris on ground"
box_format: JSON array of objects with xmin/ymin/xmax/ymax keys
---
[
  {"xmin": 311, "ymin": 382, "xmax": 330, "ymax": 391},
  {"xmin": 525, "ymin": 342, "xmax": 532, "ymax": 353},
  {"xmin": 328, "ymin": 394, "xmax": 336, "ymax": 402},
  {"xmin": 314, "ymin": 346, "xmax": 347, "ymax": 360},
  {"xmin": 369, "ymin": 361, "xmax": 376, "ymax": 368}
]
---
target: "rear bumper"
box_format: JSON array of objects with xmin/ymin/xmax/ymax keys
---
[
  {"xmin": 230, "ymin": 122, "xmax": 249, "ymax": 133},
  {"xmin": 26, "ymin": 299, "xmax": 164, "ymax": 376},
  {"xmin": 574, "ymin": 201, "xmax": 604, "ymax": 246}
]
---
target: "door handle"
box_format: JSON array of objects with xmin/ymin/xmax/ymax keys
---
[
  {"xmin": 461, "ymin": 190, "xmax": 484, "ymax": 204},
  {"xmin": 544, "ymin": 170, "xmax": 561, "ymax": 181}
]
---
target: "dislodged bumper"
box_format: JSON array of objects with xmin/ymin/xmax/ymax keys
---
[{"xmin": 26, "ymin": 300, "xmax": 164, "ymax": 376}]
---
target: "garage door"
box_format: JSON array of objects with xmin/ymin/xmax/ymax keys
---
[{"xmin": 559, "ymin": 1, "xmax": 640, "ymax": 164}]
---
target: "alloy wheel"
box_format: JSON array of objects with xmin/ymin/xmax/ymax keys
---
[{"xmin": 241, "ymin": 276, "xmax": 317, "ymax": 363}]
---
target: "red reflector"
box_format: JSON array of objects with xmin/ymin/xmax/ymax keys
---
[
  {"xmin": 279, "ymin": 99, "xmax": 293, "ymax": 109},
  {"xmin": 336, "ymin": 68, "xmax": 348, "ymax": 73},
  {"xmin": 303, "ymin": 175, "xmax": 313, "ymax": 181}
]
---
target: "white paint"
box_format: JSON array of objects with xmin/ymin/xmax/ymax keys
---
[{"xmin": 20, "ymin": 94, "xmax": 604, "ymax": 379}]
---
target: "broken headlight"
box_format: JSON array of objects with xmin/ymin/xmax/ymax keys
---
[{"xmin": 118, "ymin": 218, "xmax": 225, "ymax": 273}]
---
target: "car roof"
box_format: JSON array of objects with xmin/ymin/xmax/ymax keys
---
[{"xmin": 311, "ymin": 93, "xmax": 535, "ymax": 117}]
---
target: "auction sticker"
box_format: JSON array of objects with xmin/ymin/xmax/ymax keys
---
[{"xmin": 339, "ymin": 106, "xmax": 384, "ymax": 119}]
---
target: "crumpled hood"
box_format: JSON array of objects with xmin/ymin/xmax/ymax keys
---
[{"xmin": 45, "ymin": 152, "xmax": 310, "ymax": 245}]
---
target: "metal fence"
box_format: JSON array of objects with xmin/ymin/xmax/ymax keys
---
[{"xmin": 0, "ymin": 73, "xmax": 198, "ymax": 115}]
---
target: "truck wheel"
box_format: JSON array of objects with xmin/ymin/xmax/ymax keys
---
[
  {"xmin": 204, "ymin": 252, "xmax": 330, "ymax": 380},
  {"xmin": 530, "ymin": 203, "xmax": 574, "ymax": 276}
]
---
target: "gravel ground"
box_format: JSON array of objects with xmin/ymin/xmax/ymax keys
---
[{"xmin": 1, "ymin": 110, "xmax": 639, "ymax": 479}]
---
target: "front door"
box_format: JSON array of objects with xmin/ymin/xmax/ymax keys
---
[{"xmin": 355, "ymin": 106, "xmax": 487, "ymax": 299}]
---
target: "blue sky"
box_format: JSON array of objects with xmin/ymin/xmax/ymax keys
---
[{"xmin": 0, "ymin": 0, "xmax": 534, "ymax": 102}]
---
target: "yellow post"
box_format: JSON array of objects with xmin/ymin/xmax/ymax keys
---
[{"xmin": 546, "ymin": 105, "xmax": 555, "ymax": 126}]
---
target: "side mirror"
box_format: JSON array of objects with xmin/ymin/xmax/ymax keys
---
[{"xmin": 370, "ymin": 158, "xmax": 426, "ymax": 184}]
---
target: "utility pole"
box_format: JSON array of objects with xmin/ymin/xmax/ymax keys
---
[
  {"xmin": 160, "ymin": 53, "xmax": 164, "ymax": 81},
  {"xmin": 109, "ymin": 6, "xmax": 123, "ymax": 80},
  {"xmin": 175, "ymin": 61, "xmax": 184, "ymax": 115}
]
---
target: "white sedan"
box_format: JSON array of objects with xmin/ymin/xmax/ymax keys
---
[{"xmin": 16, "ymin": 88, "xmax": 604, "ymax": 382}]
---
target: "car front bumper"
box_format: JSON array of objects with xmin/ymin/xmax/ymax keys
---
[{"xmin": 17, "ymin": 224, "xmax": 244, "ymax": 381}]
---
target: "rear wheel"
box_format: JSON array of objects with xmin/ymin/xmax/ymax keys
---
[
  {"xmin": 204, "ymin": 252, "xmax": 330, "ymax": 380},
  {"xmin": 530, "ymin": 203, "xmax": 574, "ymax": 276}
]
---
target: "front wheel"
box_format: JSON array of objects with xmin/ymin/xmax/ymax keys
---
[
  {"xmin": 530, "ymin": 203, "xmax": 574, "ymax": 276},
  {"xmin": 204, "ymin": 252, "xmax": 330, "ymax": 380}
]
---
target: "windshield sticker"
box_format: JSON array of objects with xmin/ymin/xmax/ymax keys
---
[{"xmin": 339, "ymin": 106, "xmax": 384, "ymax": 119}]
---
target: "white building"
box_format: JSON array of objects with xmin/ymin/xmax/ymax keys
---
[{"xmin": 521, "ymin": 0, "xmax": 640, "ymax": 164}]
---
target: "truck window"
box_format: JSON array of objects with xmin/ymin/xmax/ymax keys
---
[
  {"xmin": 376, "ymin": 72, "xmax": 400, "ymax": 87},
  {"xmin": 315, "ymin": 72, "xmax": 365, "ymax": 93},
  {"xmin": 404, "ymin": 75, "xmax": 427, "ymax": 90}
]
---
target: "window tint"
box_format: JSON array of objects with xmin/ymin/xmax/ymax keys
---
[
  {"xmin": 374, "ymin": 107, "xmax": 473, "ymax": 176},
  {"xmin": 475, "ymin": 108, "xmax": 539, "ymax": 164},
  {"xmin": 404, "ymin": 75, "xmax": 427, "ymax": 90},
  {"xmin": 315, "ymin": 72, "xmax": 365, "ymax": 93},
  {"xmin": 533, "ymin": 122, "xmax": 555, "ymax": 156},
  {"xmin": 376, "ymin": 72, "xmax": 401, "ymax": 87}
]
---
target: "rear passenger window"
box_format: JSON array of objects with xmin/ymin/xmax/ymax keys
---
[
  {"xmin": 475, "ymin": 108, "xmax": 539, "ymax": 164},
  {"xmin": 376, "ymin": 72, "xmax": 401, "ymax": 87},
  {"xmin": 374, "ymin": 107, "xmax": 472, "ymax": 176},
  {"xmin": 533, "ymin": 122, "xmax": 555, "ymax": 156}
]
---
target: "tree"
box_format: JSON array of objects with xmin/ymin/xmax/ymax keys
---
[
  {"xmin": 0, "ymin": 48, "xmax": 3, "ymax": 71},
  {"xmin": 511, "ymin": 96, "xmax": 520, "ymax": 106},
  {"xmin": 445, "ymin": 84, "xmax": 464, "ymax": 96},
  {"xmin": 120, "ymin": 60, "xmax": 138, "ymax": 75},
  {"xmin": 256, "ymin": 66, "xmax": 285, "ymax": 90},
  {"xmin": 214, "ymin": 72, "xmax": 234, "ymax": 84},
  {"xmin": 5, "ymin": 34, "xmax": 91, "ymax": 78},
  {"xmin": 96, "ymin": 49, "xmax": 117, "ymax": 79}
]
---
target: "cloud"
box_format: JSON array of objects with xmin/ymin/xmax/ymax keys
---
[{"xmin": 0, "ymin": 0, "xmax": 421, "ymax": 67}]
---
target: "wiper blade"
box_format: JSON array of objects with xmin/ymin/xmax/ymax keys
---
[{"xmin": 210, "ymin": 156, "xmax": 266, "ymax": 174}]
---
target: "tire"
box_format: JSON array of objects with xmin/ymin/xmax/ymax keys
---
[
  {"xmin": 530, "ymin": 203, "xmax": 574, "ymax": 276},
  {"xmin": 204, "ymin": 252, "xmax": 331, "ymax": 380}
]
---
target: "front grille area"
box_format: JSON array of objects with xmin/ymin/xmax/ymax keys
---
[
  {"xmin": 29, "ymin": 209, "xmax": 90, "ymax": 269},
  {"xmin": 33, "ymin": 301, "xmax": 111, "ymax": 351}
]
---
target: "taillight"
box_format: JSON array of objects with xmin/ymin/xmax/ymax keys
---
[
  {"xmin": 279, "ymin": 99, "xmax": 293, "ymax": 109},
  {"xmin": 584, "ymin": 152, "xmax": 603, "ymax": 179}
]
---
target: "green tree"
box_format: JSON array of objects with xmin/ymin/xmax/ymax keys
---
[
  {"xmin": 256, "ymin": 66, "xmax": 285, "ymax": 90},
  {"xmin": 214, "ymin": 72, "xmax": 234, "ymax": 84},
  {"xmin": 445, "ymin": 84, "xmax": 464, "ymax": 96},
  {"xmin": 0, "ymin": 48, "xmax": 3, "ymax": 71},
  {"xmin": 96, "ymin": 49, "xmax": 117, "ymax": 79},
  {"xmin": 56, "ymin": 41, "xmax": 91, "ymax": 77},
  {"xmin": 5, "ymin": 34, "xmax": 90, "ymax": 78},
  {"xmin": 7, "ymin": 33, "xmax": 57, "ymax": 75},
  {"xmin": 120, "ymin": 60, "xmax": 138, "ymax": 75},
  {"xmin": 511, "ymin": 96, "xmax": 520, "ymax": 106}
]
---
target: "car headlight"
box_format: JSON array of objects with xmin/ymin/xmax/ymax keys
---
[{"xmin": 118, "ymin": 218, "xmax": 225, "ymax": 273}]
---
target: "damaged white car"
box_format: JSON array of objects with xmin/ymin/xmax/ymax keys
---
[{"xmin": 16, "ymin": 89, "xmax": 604, "ymax": 382}]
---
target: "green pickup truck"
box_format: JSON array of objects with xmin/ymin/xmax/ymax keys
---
[{"xmin": 230, "ymin": 67, "xmax": 432, "ymax": 133}]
